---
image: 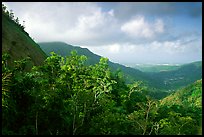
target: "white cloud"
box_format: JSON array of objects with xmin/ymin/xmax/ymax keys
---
[
  {"xmin": 108, "ymin": 43, "xmax": 120, "ymax": 54},
  {"xmin": 65, "ymin": 8, "xmax": 117, "ymax": 44},
  {"xmin": 147, "ymin": 40, "xmax": 185, "ymax": 54},
  {"xmin": 85, "ymin": 38, "xmax": 201, "ymax": 65},
  {"xmin": 4, "ymin": 2, "xmax": 118, "ymax": 45},
  {"xmin": 121, "ymin": 16, "xmax": 164, "ymax": 38},
  {"xmin": 3, "ymin": 2, "xmax": 201, "ymax": 64}
]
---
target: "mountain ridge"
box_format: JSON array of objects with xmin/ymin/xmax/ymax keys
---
[
  {"xmin": 38, "ymin": 42, "xmax": 150, "ymax": 83},
  {"xmin": 38, "ymin": 41, "xmax": 202, "ymax": 93}
]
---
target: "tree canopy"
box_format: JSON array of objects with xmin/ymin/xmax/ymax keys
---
[{"xmin": 2, "ymin": 51, "xmax": 202, "ymax": 135}]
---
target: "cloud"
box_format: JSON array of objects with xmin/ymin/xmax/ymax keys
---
[
  {"xmin": 3, "ymin": 2, "xmax": 202, "ymax": 64},
  {"xmin": 154, "ymin": 19, "xmax": 164, "ymax": 33},
  {"xmin": 114, "ymin": 2, "xmax": 202, "ymax": 20},
  {"xmin": 4, "ymin": 2, "xmax": 120, "ymax": 46},
  {"xmin": 64, "ymin": 7, "xmax": 117, "ymax": 44},
  {"xmin": 108, "ymin": 43, "xmax": 120, "ymax": 54},
  {"xmin": 121, "ymin": 16, "xmax": 164, "ymax": 39},
  {"xmin": 86, "ymin": 37, "xmax": 201, "ymax": 65}
]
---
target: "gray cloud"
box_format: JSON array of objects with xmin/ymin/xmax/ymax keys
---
[{"xmin": 113, "ymin": 2, "xmax": 202, "ymax": 21}]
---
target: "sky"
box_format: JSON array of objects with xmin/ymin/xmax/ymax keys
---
[{"xmin": 3, "ymin": 2, "xmax": 202, "ymax": 66}]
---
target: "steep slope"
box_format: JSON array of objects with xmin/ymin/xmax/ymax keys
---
[
  {"xmin": 39, "ymin": 42, "xmax": 151, "ymax": 84},
  {"xmin": 2, "ymin": 12, "xmax": 47, "ymax": 69}
]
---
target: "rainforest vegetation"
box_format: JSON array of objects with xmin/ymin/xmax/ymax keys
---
[
  {"xmin": 2, "ymin": 51, "xmax": 202, "ymax": 135},
  {"xmin": 2, "ymin": 4, "xmax": 202, "ymax": 135}
]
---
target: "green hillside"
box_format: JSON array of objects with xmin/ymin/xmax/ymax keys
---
[
  {"xmin": 2, "ymin": 10, "xmax": 47, "ymax": 69},
  {"xmin": 38, "ymin": 42, "xmax": 100, "ymax": 65},
  {"xmin": 147, "ymin": 61, "xmax": 202, "ymax": 90},
  {"xmin": 155, "ymin": 79, "xmax": 202, "ymax": 135},
  {"xmin": 160, "ymin": 79, "xmax": 202, "ymax": 107},
  {"xmin": 39, "ymin": 42, "xmax": 151, "ymax": 84}
]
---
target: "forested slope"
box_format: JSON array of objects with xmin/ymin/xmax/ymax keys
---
[
  {"xmin": 2, "ymin": 6, "xmax": 47, "ymax": 70},
  {"xmin": 147, "ymin": 61, "xmax": 202, "ymax": 90}
]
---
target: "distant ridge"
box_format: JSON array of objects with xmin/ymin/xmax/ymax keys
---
[
  {"xmin": 38, "ymin": 42, "xmax": 151, "ymax": 84},
  {"xmin": 38, "ymin": 41, "xmax": 202, "ymax": 92}
]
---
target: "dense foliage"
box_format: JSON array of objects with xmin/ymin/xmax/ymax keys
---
[{"xmin": 2, "ymin": 52, "xmax": 202, "ymax": 135}]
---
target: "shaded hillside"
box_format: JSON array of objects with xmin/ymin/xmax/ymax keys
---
[
  {"xmin": 39, "ymin": 42, "xmax": 151, "ymax": 84},
  {"xmin": 2, "ymin": 12, "xmax": 47, "ymax": 69},
  {"xmin": 147, "ymin": 61, "xmax": 202, "ymax": 90}
]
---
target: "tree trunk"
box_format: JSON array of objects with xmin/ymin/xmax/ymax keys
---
[{"xmin": 36, "ymin": 111, "xmax": 38, "ymax": 135}]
